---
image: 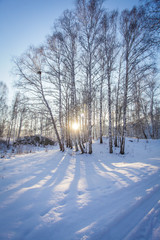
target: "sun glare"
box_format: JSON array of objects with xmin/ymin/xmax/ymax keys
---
[{"xmin": 72, "ymin": 122, "xmax": 79, "ymax": 131}]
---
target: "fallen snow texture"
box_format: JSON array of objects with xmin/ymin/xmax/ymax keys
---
[{"xmin": 0, "ymin": 139, "xmax": 160, "ymax": 240}]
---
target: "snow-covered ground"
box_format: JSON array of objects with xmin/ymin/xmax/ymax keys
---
[{"xmin": 0, "ymin": 138, "xmax": 160, "ymax": 240}]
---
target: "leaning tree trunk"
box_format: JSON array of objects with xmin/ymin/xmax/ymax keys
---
[
  {"xmin": 46, "ymin": 101, "xmax": 64, "ymax": 152},
  {"xmin": 39, "ymin": 72, "xmax": 64, "ymax": 152}
]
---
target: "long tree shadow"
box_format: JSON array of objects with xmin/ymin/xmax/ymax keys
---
[
  {"xmin": 1, "ymin": 146, "xmax": 159, "ymax": 240},
  {"xmin": 0, "ymin": 149, "xmax": 76, "ymax": 240},
  {"xmin": 0, "ymin": 149, "xmax": 61, "ymax": 193},
  {"xmin": 96, "ymin": 159, "xmax": 158, "ymax": 186},
  {"xmin": 69, "ymin": 154, "xmax": 160, "ymax": 240},
  {"xmin": 0, "ymin": 149, "xmax": 66, "ymax": 200},
  {"xmin": 31, "ymin": 153, "xmax": 96, "ymax": 240},
  {"xmin": 21, "ymin": 151, "xmax": 82, "ymax": 240},
  {"xmin": 93, "ymin": 158, "xmax": 135, "ymax": 187}
]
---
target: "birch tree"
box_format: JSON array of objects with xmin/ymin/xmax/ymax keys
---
[
  {"xmin": 0, "ymin": 82, "xmax": 8, "ymax": 138},
  {"xmin": 114, "ymin": 54, "xmax": 123, "ymax": 147},
  {"xmin": 98, "ymin": 50, "xmax": 105, "ymax": 144},
  {"xmin": 101, "ymin": 10, "xmax": 118, "ymax": 153},
  {"xmin": 76, "ymin": 0, "xmax": 104, "ymax": 154},
  {"xmin": 7, "ymin": 93, "xmax": 19, "ymax": 147},
  {"xmin": 17, "ymin": 95, "xmax": 28, "ymax": 139},
  {"xmin": 145, "ymin": 73, "xmax": 160, "ymax": 138},
  {"xmin": 45, "ymin": 34, "xmax": 65, "ymax": 151},
  {"xmin": 57, "ymin": 10, "xmax": 85, "ymax": 152},
  {"xmin": 119, "ymin": 6, "xmax": 153, "ymax": 154},
  {"xmin": 14, "ymin": 47, "xmax": 64, "ymax": 151}
]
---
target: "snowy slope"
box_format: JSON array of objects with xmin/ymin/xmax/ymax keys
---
[{"xmin": 0, "ymin": 138, "xmax": 160, "ymax": 240}]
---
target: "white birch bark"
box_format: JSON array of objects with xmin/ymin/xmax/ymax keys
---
[
  {"xmin": 100, "ymin": 77, "xmax": 103, "ymax": 144},
  {"xmin": 107, "ymin": 71, "xmax": 113, "ymax": 153}
]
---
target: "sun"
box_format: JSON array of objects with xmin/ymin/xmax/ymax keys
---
[{"xmin": 72, "ymin": 122, "xmax": 79, "ymax": 131}]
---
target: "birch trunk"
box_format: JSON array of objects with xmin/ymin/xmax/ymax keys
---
[
  {"xmin": 17, "ymin": 112, "xmax": 23, "ymax": 139},
  {"xmin": 88, "ymin": 64, "xmax": 92, "ymax": 154},
  {"xmin": 58, "ymin": 72, "xmax": 65, "ymax": 152},
  {"xmin": 107, "ymin": 71, "xmax": 113, "ymax": 153},
  {"xmin": 100, "ymin": 76, "xmax": 103, "ymax": 143},
  {"xmin": 120, "ymin": 54, "xmax": 129, "ymax": 155},
  {"xmin": 39, "ymin": 71, "xmax": 64, "ymax": 152},
  {"xmin": 150, "ymin": 93, "xmax": 154, "ymax": 138},
  {"xmin": 114, "ymin": 59, "xmax": 121, "ymax": 147}
]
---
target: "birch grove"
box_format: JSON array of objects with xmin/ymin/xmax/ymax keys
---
[{"xmin": 8, "ymin": 0, "xmax": 159, "ymax": 154}]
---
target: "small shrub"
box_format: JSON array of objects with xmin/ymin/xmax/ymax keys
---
[{"xmin": 14, "ymin": 135, "xmax": 55, "ymax": 147}]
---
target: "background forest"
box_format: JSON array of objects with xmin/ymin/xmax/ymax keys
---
[{"xmin": 0, "ymin": 0, "xmax": 160, "ymax": 155}]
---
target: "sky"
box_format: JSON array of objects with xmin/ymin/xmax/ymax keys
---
[{"xmin": 0, "ymin": 0, "xmax": 140, "ymax": 102}]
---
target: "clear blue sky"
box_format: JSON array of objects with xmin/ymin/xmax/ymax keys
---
[{"xmin": 0, "ymin": 0, "xmax": 139, "ymax": 102}]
